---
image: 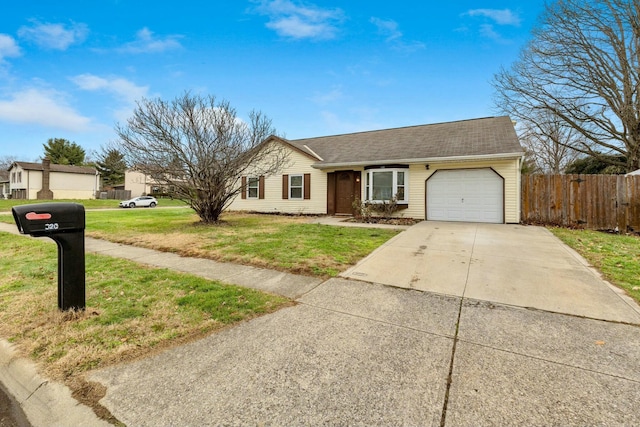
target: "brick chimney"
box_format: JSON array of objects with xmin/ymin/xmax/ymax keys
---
[{"xmin": 37, "ymin": 157, "xmax": 54, "ymax": 199}]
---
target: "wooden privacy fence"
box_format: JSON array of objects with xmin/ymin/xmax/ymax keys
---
[
  {"xmin": 98, "ymin": 189, "xmax": 131, "ymax": 200},
  {"xmin": 521, "ymin": 174, "xmax": 640, "ymax": 232}
]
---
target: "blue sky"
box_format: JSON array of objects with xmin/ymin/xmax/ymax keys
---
[{"xmin": 1, "ymin": 1, "xmax": 545, "ymax": 162}]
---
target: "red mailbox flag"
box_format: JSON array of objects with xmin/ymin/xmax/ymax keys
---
[{"xmin": 25, "ymin": 212, "xmax": 52, "ymax": 220}]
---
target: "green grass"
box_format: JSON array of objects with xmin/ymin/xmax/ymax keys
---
[
  {"xmin": 201, "ymin": 222, "xmax": 391, "ymax": 276},
  {"xmin": 81, "ymin": 210, "xmax": 399, "ymax": 277},
  {"xmin": 86, "ymin": 206, "xmax": 200, "ymax": 233},
  {"xmin": 0, "ymin": 204, "xmax": 399, "ymax": 277},
  {"xmin": 549, "ymin": 227, "xmax": 640, "ymax": 303},
  {"xmin": 0, "ymin": 231, "xmax": 289, "ymax": 381},
  {"xmin": 0, "ymin": 198, "xmax": 187, "ymax": 212}
]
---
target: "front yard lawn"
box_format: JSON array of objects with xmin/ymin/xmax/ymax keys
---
[
  {"xmin": 84, "ymin": 210, "xmax": 400, "ymax": 277},
  {"xmin": 0, "ymin": 198, "xmax": 187, "ymax": 212},
  {"xmin": 549, "ymin": 227, "xmax": 640, "ymax": 303},
  {"xmin": 0, "ymin": 208, "xmax": 400, "ymax": 277}
]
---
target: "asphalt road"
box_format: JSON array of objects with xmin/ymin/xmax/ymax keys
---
[{"xmin": 0, "ymin": 384, "xmax": 29, "ymax": 427}]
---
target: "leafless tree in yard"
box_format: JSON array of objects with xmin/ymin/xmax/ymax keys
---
[
  {"xmin": 493, "ymin": 0, "xmax": 640, "ymax": 172},
  {"xmin": 517, "ymin": 112, "xmax": 580, "ymax": 174},
  {"xmin": 0, "ymin": 155, "xmax": 18, "ymax": 170},
  {"xmin": 115, "ymin": 93, "xmax": 289, "ymax": 223}
]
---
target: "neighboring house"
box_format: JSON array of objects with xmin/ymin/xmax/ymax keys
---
[
  {"xmin": 0, "ymin": 171, "xmax": 9, "ymax": 199},
  {"xmin": 229, "ymin": 116, "xmax": 525, "ymax": 224},
  {"xmin": 124, "ymin": 169, "xmax": 176, "ymax": 197},
  {"xmin": 8, "ymin": 158, "xmax": 100, "ymax": 200},
  {"xmin": 125, "ymin": 169, "xmax": 154, "ymax": 197},
  {"xmin": 626, "ymin": 169, "xmax": 640, "ymax": 176}
]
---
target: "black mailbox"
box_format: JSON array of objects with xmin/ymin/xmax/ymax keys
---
[{"xmin": 12, "ymin": 203, "xmax": 86, "ymax": 311}]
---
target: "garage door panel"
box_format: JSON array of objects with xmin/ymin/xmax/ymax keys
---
[{"xmin": 427, "ymin": 169, "xmax": 503, "ymax": 223}]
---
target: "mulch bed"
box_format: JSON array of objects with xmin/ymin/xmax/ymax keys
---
[{"xmin": 345, "ymin": 217, "xmax": 421, "ymax": 226}]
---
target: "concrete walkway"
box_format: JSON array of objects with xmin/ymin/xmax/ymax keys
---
[{"xmin": 2, "ymin": 220, "xmax": 640, "ymax": 426}]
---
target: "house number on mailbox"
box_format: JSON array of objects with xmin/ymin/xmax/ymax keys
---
[{"xmin": 45, "ymin": 223, "xmax": 60, "ymax": 231}]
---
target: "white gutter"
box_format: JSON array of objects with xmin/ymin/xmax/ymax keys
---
[{"xmin": 310, "ymin": 152, "xmax": 526, "ymax": 169}]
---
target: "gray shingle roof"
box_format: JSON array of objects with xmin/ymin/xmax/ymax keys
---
[
  {"xmin": 12, "ymin": 161, "xmax": 97, "ymax": 175},
  {"xmin": 286, "ymin": 116, "xmax": 523, "ymax": 167}
]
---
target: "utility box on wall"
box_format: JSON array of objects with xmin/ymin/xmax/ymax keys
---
[{"xmin": 12, "ymin": 203, "xmax": 86, "ymax": 311}]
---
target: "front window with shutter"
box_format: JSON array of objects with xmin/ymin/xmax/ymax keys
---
[
  {"xmin": 247, "ymin": 177, "xmax": 259, "ymax": 199},
  {"xmin": 289, "ymin": 174, "xmax": 303, "ymax": 199}
]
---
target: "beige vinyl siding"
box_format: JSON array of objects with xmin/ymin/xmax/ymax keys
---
[
  {"xmin": 50, "ymin": 171, "xmax": 99, "ymax": 199},
  {"xmin": 229, "ymin": 147, "xmax": 327, "ymax": 215},
  {"xmin": 125, "ymin": 170, "xmax": 152, "ymax": 197},
  {"xmin": 9, "ymin": 166, "xmax": 40, "ymax": 199},
  {"xmin": 399, "ymin": 158, "xmax": 521, "ymax": 223},
  {"xmin": 11, "ymin": 168, "xmax": 98, "ymax": 199},
  {"xmin": 230, "ymin": 143, "xmax": 521, "ymax": 221},
  {"xmin": 27, "ymin": 170, "xmax": 43, "ymax": 200}
]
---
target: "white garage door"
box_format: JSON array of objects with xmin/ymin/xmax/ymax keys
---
[{"xmin": 427, "ymin": 169, "xmax": 503, "ymax": 223}]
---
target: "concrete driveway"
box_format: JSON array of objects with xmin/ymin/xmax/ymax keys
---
[
  {"xmin": 342, "ymin": 221, "xmax": 640, "ymax": 324},
  {"xmin": 88, "ymin": 221, "xmax": 640, "ymax": 426}
]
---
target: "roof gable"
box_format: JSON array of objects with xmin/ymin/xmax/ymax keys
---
[
  {"xmin": 286, "ymin": 116, "xmax": 523, "ymax": 167},
  {"xmin": 261, "ymin": 135, "xmax": 321, "ymax": 161}
]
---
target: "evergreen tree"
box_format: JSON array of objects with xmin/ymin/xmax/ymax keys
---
[
  {"xmin": 43, "ymin": 138, "xmax": 86, "ymax": 165},
  {"xmin": 96, "ymin": 148, "xmax": 127, "ymax": 187}
]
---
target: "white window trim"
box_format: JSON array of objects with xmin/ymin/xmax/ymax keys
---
[
  {"xmin": 247, "ymin": 177, "xmax": 259, "ymax": 199},
  {"xmin": 365, "ymin": 168, "xmax": 409, "ymax": 204},
  {"xmin": 289, "ymin": 174, "xmax": 304, "ymax": 200}
]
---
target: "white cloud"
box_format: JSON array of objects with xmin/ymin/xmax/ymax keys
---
[
  {"xmin": 17, "ymin": 20, "xmax": 88, "ymax": 50},
  {"xmin": 118, "ymin": 27, "xmax": 183, "ymax": 53},
  {"xmin": 0, "ymin": 88, "xmax": 91, "ymax": 131},
  {"xmin": 0, "ymin": 34, "xmax": 21, "ymax": 61},
  {"xmin": 71, "ymin": 74, "xmax": 149, "ymax": 121},
  {"xmin": 466, "ymin": 9, "xmax": 521, "ymax": 26},
  {"xmin": 479, "ymin": 24, "xmax": 508, "ymax": 43},
  {"xmin": 72, "ymin": 74, "xmax": 148, "ymax": 103},
  {"xmin": 370, "ymin": 17, "xmax": 402, "ymax": 41},
  {"xmin": 463, "ymin": 8, "xmax": 520, "ymax": 43},
  {"xmin": 370, "ymin": 17, "xmax": 425, "ymax": 53},
  {"xmin": 253, "ymin": 0, "xmax": 344, "ymax": 40}
]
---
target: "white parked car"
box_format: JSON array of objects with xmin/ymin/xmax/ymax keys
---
[{"xmin": 119, "ymin": 196, "xmax": 158, "ymax": 208}]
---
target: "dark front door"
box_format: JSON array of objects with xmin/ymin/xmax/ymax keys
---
[{"xmin": 336, "ymin": 171, "xmax": 356, "ymax": 214}]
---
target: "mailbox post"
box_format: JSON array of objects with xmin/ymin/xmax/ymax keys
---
[{"xmin": 12, "ymin": 203, "xmax": 86, "ymax": 311}]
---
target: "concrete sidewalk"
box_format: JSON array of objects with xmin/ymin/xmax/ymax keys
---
[
  {"xmin": 91, "ymin": 277, "xmax": 640, "ymax": 426},
  {"xmin": 85, "ymin": 238, "xmax": 322, "ymax": 299}
]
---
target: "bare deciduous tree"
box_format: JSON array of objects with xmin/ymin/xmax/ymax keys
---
[
  {"xmin": 115, "ymin": 93, "xmax": 289, "ymax": 223},
  {"xmin": 0, "ymin": 155, "xmax": 18, "ymax": 170},
  {"xmin": 517, "ymin": 113, "xmax": 580, "ymax": 174},
  {"xmin": 493, "ymin": 0, "xmax": 640, "ymax": 172}
]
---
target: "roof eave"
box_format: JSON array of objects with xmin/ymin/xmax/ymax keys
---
[{"xmin": 311, "ymin": 152, "xmax": 525, "ymax": 169}]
